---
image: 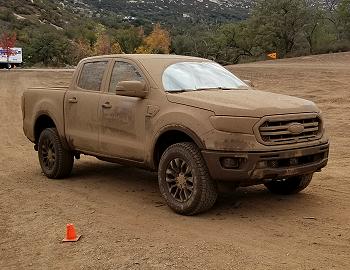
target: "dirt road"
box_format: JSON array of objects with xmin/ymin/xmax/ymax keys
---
[{"xmin": 1, "ymin": 53, "xmax": 349, "ymax": 269}]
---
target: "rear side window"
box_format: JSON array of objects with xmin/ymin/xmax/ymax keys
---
[
  {"xmin": 78, "ymin": 61, "xmax": 108, "ymax": 91},
  {"xmin": 109, "ymin": 61, "xmax": 144, "ymax": 93}
]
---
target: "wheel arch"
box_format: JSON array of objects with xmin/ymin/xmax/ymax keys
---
[
  {"xmin": 34, "ymin": 113, "xmax": 57, "ymax": 144},
  {"xmin": 152, "ymin": 125, "xmax": 205, "ymax": 169}
]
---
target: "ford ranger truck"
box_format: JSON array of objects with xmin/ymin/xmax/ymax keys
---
[{"xmin": 22, "ymin": 54, "xmax": 329, "ymax": 215}]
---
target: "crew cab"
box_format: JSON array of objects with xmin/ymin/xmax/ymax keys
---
[{"xmin": 22, "ymin": 54, "xmax": 329, "ymax": 215}]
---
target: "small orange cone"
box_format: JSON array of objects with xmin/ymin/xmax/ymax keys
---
[{"xmin": 62, "ymin": 223, "xmax": 81, "ymax": 242}]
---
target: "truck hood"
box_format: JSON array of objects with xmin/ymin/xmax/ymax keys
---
[{"xmin": 166, "ymin": 90, "xmax": 319, "ymax": 117}]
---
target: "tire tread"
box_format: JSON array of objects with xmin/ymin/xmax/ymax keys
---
[
  {"xmin": 38, "ymin": 128, "xmax": 73, "ymax": 179},
  {"xmin": 159, "ymin": 142, "xmax": 217, "ymax": 215}
]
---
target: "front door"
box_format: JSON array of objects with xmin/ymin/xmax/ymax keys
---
[
  {"xmin": 99, "ymin": 60, "xmax": 147, "ymax": 162},
  {"xmin": 65, "ymin": 60, "xmax": 109, "ymax": 153}
]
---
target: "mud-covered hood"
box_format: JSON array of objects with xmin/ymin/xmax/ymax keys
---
[{"xmin": 166, "ymin": 89, "xmax": 319, "ymax": 117}]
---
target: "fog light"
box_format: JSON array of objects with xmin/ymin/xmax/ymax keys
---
[
  {"xmin": 221, "ymin": 158, "xmax": 240, "ymax": 169},
  {"xmin": 256, "ymin": 161, "xmax": 267, "ymax": 169}
]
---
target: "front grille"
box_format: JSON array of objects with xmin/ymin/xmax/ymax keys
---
[{"xmin": 259, "ymin": 115, "xmax": 321, "ymax": 145}]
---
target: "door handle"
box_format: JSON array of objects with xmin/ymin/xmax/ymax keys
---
[
  {"xmin": 102, "ymin": 102, "xmax": 112, "ymax": 109},
  {"xmin": 68, "ymin": 97, "xmax": 78, "ymax": 103}
]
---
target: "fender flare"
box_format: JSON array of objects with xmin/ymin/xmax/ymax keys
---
[
  {"xmin": 150, "ymin": 124, "xmax": 206, "ymax": 169},
  {"xmin": 33, "ymin": 112, "xmax": 70, "ymax": 149},
  {"xmin": 153, "ymin": 125, "xmax": 205, "ymax": 149}
]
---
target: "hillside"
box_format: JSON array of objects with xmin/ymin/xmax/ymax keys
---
[
  {"xmin": 80, "ymin": 0, "xmax": 252, "ymax": 24},
  {"xmin": 0, "ymin": 0, "xmax": 87, "ymax": 30},
  {"xmin": 0, "ymin": 0, "xmax": 252, "ymax": 30},
  {"xmin": 1, "ymin": 0, "xmax": 334, "ymax": 28}
]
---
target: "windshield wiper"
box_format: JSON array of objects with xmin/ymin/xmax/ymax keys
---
[
  {"xmin": 167, "ymin": 87, "xmax": 247, "ymax": 93},
  {"xmin": 167, "ymin": 89, "xmax": 195, "ymax": 93},
  {"xmin": 195, "ymin": 87, "xmax": 235, "ymax": 91}
]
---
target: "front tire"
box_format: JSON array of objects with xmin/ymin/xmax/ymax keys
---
[
  {"xmin": 38, "ymin": 128, "xmax": 74, "ymax": 179},
  {"xmin": 264, "ymin": 174, "xmax": 313, "ymax": 195},
  {"xmin": 158, "ymin": 142, "xmax": 218, "ymax": 215}
]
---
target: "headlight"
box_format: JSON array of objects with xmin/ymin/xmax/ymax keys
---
[{"xmin": 209, "ymin": 116, "xmax": 260, "ymax": 134}]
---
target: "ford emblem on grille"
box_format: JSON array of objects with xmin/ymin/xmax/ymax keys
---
[{"xmin": 288, "ymin": 123, "xmax": 305, "ymax": 134}]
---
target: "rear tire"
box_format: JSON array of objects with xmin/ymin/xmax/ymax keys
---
[
  {"xmin": 38, "ymin": 128, "xmax": 74, "ymax": 179},
  {"xmin": 158, "ymin": 142, "xmax": 218, "ymax": 215},
  {"xmin": 264, "ymin": 174, "xmax": 313, "ymax": 195}
]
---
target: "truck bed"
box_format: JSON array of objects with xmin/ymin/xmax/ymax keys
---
[{"xmin": 22, "ymin": 86, "xmax": 69, "ymax": 143}]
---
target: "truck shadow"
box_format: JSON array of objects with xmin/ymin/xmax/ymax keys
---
[
  {"xmin": 210, "ymin": 186, "xmax": 320, "ymax": 218},
  {"xmin": 66, "ymin": 158, "xmax": 323, "ymax": 218}
]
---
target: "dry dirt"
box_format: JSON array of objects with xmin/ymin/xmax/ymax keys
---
[{"xmin": 0, "ymin": 52, "xmax": 349, "ymax": 270}]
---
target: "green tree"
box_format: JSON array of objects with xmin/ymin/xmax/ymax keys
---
[
  {"xmin": 114, "ymin": 27, "xmax": 143, "ymax": 53},
  {"xmin": 249, "ymin": 0, "xmax": 309, "ymax": 56},
  {"xmin": 213, "ymin": 23, "xmax": 258, "ymax": 64},
  {"xmin": 171, "ymin": 34, "xmax": 192, "ymax": 55},
  {"xmin": 324, "ymin": 0, "xmax": 343, "ymax": 40},
  {"xmin": 27, "ymin": 30, "xmax": 73, "ymax": 66},
  {"xmin": 338, "ymin": 0, "xmax": 350, "ymax": 39},
  {"xmin": 303, "ymin": 1, "xmax": 324, "ymax": 53}
]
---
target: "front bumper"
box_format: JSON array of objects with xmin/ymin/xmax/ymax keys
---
[{"xmin": 201, "ymin": 143, "xmax": 329, "ymax": 186}]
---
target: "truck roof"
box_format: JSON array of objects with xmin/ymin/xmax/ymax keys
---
[
  {"xmin": 80, "ymin": 54, "xmax": 212, "ymax": 88},
  {"xmin": 83, "ymin": 54, "xmax": 207, "ymax": 63}
]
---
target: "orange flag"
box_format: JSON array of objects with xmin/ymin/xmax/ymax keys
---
[{"xmin": 267, "ymin": 52, "xmax": 277, "ymax": 59}]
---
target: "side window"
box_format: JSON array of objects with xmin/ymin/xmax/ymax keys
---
[
  {"xmin": 109, "ymin": 61, "xmax": 144, "ymax": 93},
  {"xmin": 78, "ymin": 61, "xmax": 108, "ymax": 91}
]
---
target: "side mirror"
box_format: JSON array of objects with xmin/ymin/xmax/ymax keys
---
[
  {"xmin": 115, "ymin": 81, "xmax": 147, "ymax": 98},
  {"xmin": 243, "ymin": 80, "xmax": 254, "ymax": 88}
]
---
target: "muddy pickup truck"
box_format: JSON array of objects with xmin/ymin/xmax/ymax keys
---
[{"xmin": 22, "ymin": 54, "xmax": 329, "ymax": 215}]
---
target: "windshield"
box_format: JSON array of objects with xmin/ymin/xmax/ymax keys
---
[{"xmin": 162, "ymin": 62, "xmax": 248, "ymax": 92}]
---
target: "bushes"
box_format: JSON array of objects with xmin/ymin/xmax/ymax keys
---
[
  {"xmin": 25, "ymin": 28, "xmax": 73, "ymax": 66},
  {"xmin": 1, "ymin": 0, "xmax": 349, "ymax": 67},
  {"xmin": 170, "ymin": 0, "xmax": 350, "ymax": 63}
]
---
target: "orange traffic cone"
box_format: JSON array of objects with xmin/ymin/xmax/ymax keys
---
[{"xmin": 62, "ymin": 223, "xmax": 81, "ymax": 242}]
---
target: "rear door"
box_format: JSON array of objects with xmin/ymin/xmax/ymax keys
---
[
  {"xmin": 65, "ymin": 60, "xmax": 109, "ymax": 153},
  {"xmin": 99, "ymin": 59, "xmax": 147, "ymax": 161}
]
